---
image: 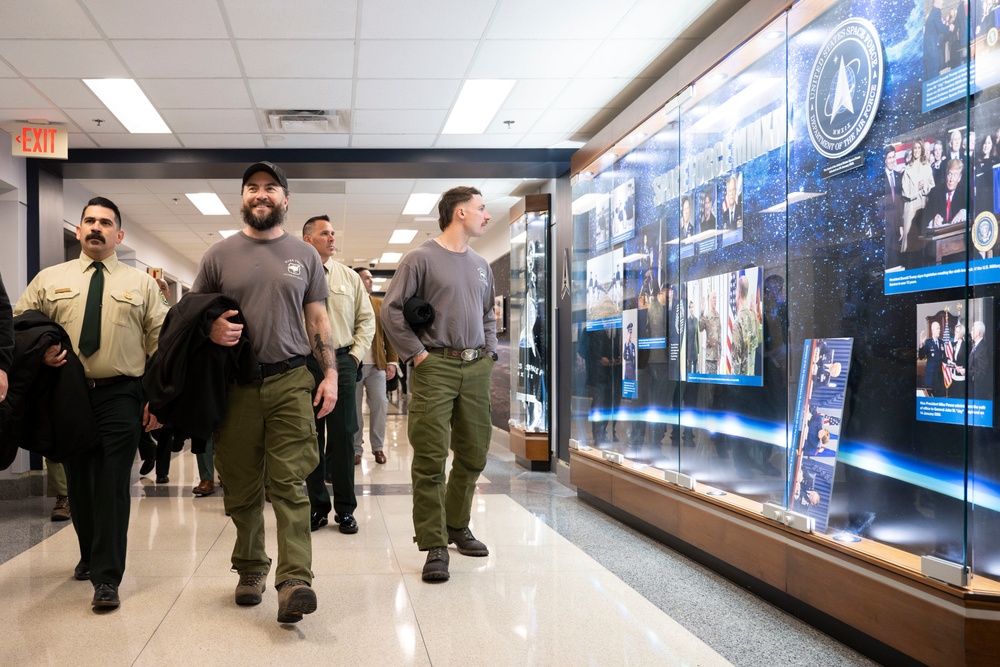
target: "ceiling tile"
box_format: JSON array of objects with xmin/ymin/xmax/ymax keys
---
[
  {"xmin": 61, "ymin": 109, "xmax": 127, "ymax": 133},
  {"xmin": 141, "ymin": 79, "xmax": 252, "ymax": 109},
  {"xmin": 354, "ymin": 79, "xmax": 460, "ymax": 110},
  {"xmin": 224, "ymin": 0, "xmax": 359, "ymax": 39},
  {"xmin": 179, "ymin": 133, "xmax": 266, "ymax": 149},
  {"xmin": 0, "ymin": 40, "xmax": 128, "ymax": 78},
  {"xmin": 248, "ymin": 79, "xmax": 352, "ymax": 110},
  {"xmin": 529, "ymin": 108, "xmax": 600, "ymax": 134},
  {"xmin": 578, "ymin": 39, "xmax": 668, "ymax": 79},
  {"xmin": 488, "ymin": 0, "xmax": 634, "ymax": 39},
  {"xmin": 359, "ymin": 0, "xmax": 496, "ymax": 39},
  {"xmin": 470, "ymin": 40, "xmax": 599, "ymax": 79},
  {"xmin": 91, "ymin": 133, "xmax": 183, "ymax": 149},
  {"xmin": 85, "ymin": 0, "xmax": 229, "ymax": 38},
  {"xmin": 347, "ymin": 193, "xmax": 409, "ymax": 207},
  {"xmin": 353, "ymin": 109, "xmax": 446, "ymax": 135},
  {"xmin": 159, "ymin": 109, "xmax": 260, "ymax": 134},
  {"xmin": 612, "ymin": 0, "xmax": 716, "ymax": 39},
  {"xmin": 66, "ymin": 132, "xmax": 98, "ymax": 149},
  {"xmin": 350, "ymin": 134, "xmax": 437, "ymax": 148},
  {"xmin": 0, "ymin": 60, "xmax": 16, "ymax": 77},
  {"xmin": 345, "ymin": 180, "xmax": 416, "ymax": 194},
  {"xmin": 32, "ymin": 79, "xmax": 101, "ymax": 108},
  {"xmin": 0, "ymin": 0, "xmax": 101, "ymax": 39},
  {"xmin": 503, "ymin": 80, "xmax": 568, "ymax": 110},
  {"xmin": 0, "ymin": 80, "xmax": 56, "ymax": 108},
  {"xmin": 551, "ymin": 79, "xmax": 629, "ymax": 109},
  {"xmin": 237, "ymin": 40, "xmax": 355, "ymax": 79},
  {"xmin": 484, "ymin": 108, "xmax": 543, "ymax": 133},
  {"xmin": 114, "ymin": 40, "xmax": 241, "ymax": 78},
  {"xmin": 357, "ymin": 40, "xmax": 478, "ymax": 79},
  {"xmin": 434, "ymin": 134, "xmax": 522, "ymax": 148},
  {"xmin": 142, "ymin": 179, "xmax": 214, "ymax": 194},
  {"xmin": 74, "ymin": 179, "xmax": 150, "ymax": 194},
  {"xmin": 0, "ymin": 109, "xmax": 76, "ymax": 128},
  {"xmin": 517, "ymin": 132, "xmax": 573, "ymax": 148}
]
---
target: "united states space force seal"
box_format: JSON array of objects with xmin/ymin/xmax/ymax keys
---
[{"xmin": 806, "ymin": 17, "xmax": 884, "ymax": 159}]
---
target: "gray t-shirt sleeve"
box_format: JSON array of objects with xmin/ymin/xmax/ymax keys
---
[{"xmin": 381, "ymin": 262, "xmax": 424, "ymax": 362}]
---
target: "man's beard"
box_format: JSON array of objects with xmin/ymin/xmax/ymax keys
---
[{"xmin": 241, "ymin": 202, "xmax": 285, "ymax": 231}]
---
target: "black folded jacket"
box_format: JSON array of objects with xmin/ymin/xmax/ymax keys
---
[{"xmin": 403, "ymin": 297, "xmax": 435, "ymax": 328}]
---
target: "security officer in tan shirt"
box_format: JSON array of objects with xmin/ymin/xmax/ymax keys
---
[
  {"xmin": 301, "ymin": 215, "xmax": 374, "ymax": 534},
  {"xmin": 14, "ymin": 196, "xmax": 167, "ymax": 612}
]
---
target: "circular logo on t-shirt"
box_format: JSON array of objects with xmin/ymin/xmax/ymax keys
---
[
  {"xmin": 806, "ymin": 17, "xmax": 884, "ymax": 159},
  {"xmin": 973, "ymin": 211, "xmax": 998, "ymax": 254},
  {"xmin": 285, "ymin": 259, "xmax": 303, "ymax": 278}
]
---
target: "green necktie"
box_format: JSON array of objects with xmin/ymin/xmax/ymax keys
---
[{"xmin": 78, "ymin": 261, "xmax": 104, "ymax": 357}]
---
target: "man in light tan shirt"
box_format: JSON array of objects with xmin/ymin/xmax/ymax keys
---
[
  {"xmin": 15, "ymin": 196, "xmax": 166, "ymax": 611},
  {"xmin": 301, "ymin": 215, "xmax": 374, "ymax": 534}
]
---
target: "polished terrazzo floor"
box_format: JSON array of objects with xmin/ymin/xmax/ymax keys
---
[{"xmin": 0, "ymin": 410, "xmax": 879, "ymax": 667}]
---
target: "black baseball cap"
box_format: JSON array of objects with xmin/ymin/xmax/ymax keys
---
[{"xmin": 242, "ymin": 161, "xmax": 288, "ymax": 190}]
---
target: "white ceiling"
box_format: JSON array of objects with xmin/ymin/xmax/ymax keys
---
[{"xmin": 0, "ymin": 0, "xmax": 727, "ymax": 268}]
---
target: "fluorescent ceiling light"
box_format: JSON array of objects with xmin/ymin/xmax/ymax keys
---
[
  {"xmin": 389, "ymin": 229, "xmax": 418, "ymax": 244},
  {"xmin": 83, "ymin": 79, "xmax": 170, "ymax": 133},
  {"xmin": 219, "ymin": 229, "xmax": 240, "ymax": 238},
  {"xmin": 372, "ymin": 277, "xmax": 386, "ymax": 283},
  {"xmin": 403, "ymin": 193, "xmax": 439, "ymax": 215},
  {"xmin": 380, "ymin": 252, "xmax": 403, "ymax": 263},
  {"xmin": 442, "ymin": 79, "xmax": 516, "ymax": 134},
  {"xmin": 186, "ymin": 193, "xmax": 228, "ymax": 216}
]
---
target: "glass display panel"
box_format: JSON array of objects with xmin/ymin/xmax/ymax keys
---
[
  {"xmin": 568, "ymin": 0, "xmax": 1000, "ymax": 590},
  {"xmin": 510, "ymin": 207, "xmax": 549, "ymax": 432}
]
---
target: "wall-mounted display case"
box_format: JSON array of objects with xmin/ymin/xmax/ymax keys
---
[
  {"xmin": 510, "ymin": 195, "xmax": 551, "ymax": 470},
  {"xmin": 569, "ymin": 0, "xmax": 1000, "ymax": 662}
]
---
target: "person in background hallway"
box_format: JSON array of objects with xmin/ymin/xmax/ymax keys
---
[
  {"xmin": 354, "ymin": 267, "xmax": 397, "ymax": 466},
  {"xmin": 191, "ymin": 436, "xmax": 216, "ymax": 496},
  {"xmin": 382, "ymin": 186, "xmax": 498, "ymax": 583},
  {"xmin": 193, "ymin": 162, "xmax": 337, "ymax": 624},
  {"xmin": 14, "ymin": 196, "xmax": 166, "ymax": 611},
  {"xmin": 47, "ymin": 459, "xmax": 71, "ymax": 521},
  {"xmin": 300, "ymin": 215, "xmax": 373, "ymax": 534}
]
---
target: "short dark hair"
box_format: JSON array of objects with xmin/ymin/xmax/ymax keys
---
[
  {"xmin": 82, "ymin": 196, "xmax": 122, "ymax": 229},
  {"xmin": 302, "ymin": 215, "xmax": 330, "ymax": 237},
  {"xmin": 353, "ymin": 267, "xmax": 371, "ymax": 276},
  {"xmin": 437, "ymin": 186, "xmax": 482, "ymax": 231}
]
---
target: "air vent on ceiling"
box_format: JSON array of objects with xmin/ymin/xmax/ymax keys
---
[{"xmin": 265, "ymin": 109, "xmax": 350, "ymax": 133}]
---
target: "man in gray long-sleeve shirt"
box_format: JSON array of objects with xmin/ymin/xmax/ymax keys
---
[{"xmin": 381, "ymin": 186, "xmax": 497, "ymax": 583}]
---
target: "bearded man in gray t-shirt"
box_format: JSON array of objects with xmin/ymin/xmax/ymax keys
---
[
  {"xmin": 382, "ymin": 186, "xmax": 497, "ymax": 583},
  {"xmin": 193, "ymin": 161, "xmax": 338, "ymax": 624}
]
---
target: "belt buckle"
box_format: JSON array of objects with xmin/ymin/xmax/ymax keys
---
[
  {"xmin": 461, "ymin": 348, "xmax": 478, "ymax": 362},
  {"xmin": 86, "ymin": 378, "xmax": 96, "ymax": 389}
]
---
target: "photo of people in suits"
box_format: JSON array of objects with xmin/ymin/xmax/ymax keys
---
[
  {"xmin": 915, "ymin": 297, "xmax": 994, "ymax": 426},
  {"xmin": 610, "ymin": 178, "xmax": 637, "ymax": 245},
  {"xmin": 720, "ymin": 172, "xmax": 744, "ymax": 230}
]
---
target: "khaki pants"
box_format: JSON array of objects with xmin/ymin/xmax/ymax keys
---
[
  {"xmin": 407, "ymin": 352, "xmax": 493, "ymax": 550},
  {"xmin": 214, "ymin": 366, "xmax": 318, "ymax": 585}
]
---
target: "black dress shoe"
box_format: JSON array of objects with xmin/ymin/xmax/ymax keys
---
[
  {"xmin": 74, "ymin": 560, "xmax": 90, "ymax": 581},
  {"xmin": 310, "ymin": 513, "xmax": 328, "ymax": 532},
  {"xmin": 156, "ymin": 475, "xmax": 169, "ymax": 484},
  {"xmin": 139, "ymin": 458, "xmax": 155, "ymax": 476},
  {"xmin": 92, "ymin": 583, "xmax": 120, "ymax": 609},
  {"xmin": 334, "ymin": 513, "xmax": 358, "ymax": 534}
]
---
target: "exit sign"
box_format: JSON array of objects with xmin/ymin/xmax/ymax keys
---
[{"xmin": 12, "ymin": 124, "xmax": 68, "ymax": 159}]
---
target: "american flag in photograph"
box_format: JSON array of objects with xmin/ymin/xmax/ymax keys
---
[
  {"xmin": 723, "ymin": 272, "xmax": 737, "ymax": 374},
  {"xmin": 942, "ymin": 317, "xmax": 954, "ymax": 389}
]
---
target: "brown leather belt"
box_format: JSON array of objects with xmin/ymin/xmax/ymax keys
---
[
  {"xmin": 426, "ymin": 346, "xmax": 487, "ymax": 362},
  {"xmin": 86, "ymin": 375, "xmax": 136, "ymax": 389}
]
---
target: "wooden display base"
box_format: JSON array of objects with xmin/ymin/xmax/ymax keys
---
[
  {"xmin": 570, "ymin": 449, "xmax": 1000, "ymax": 666},
  {"xmin": 509, "ymin": 426, "xmax": 550, "ymax": 471}
]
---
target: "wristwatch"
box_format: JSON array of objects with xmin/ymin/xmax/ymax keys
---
[{"xmin": 488, "ymin": 351, "xmax": 498, "ymax": 361}]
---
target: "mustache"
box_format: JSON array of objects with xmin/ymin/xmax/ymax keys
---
[{"xmin": 86, "ymin": 232, "xmax": 105, "ymax": 241}]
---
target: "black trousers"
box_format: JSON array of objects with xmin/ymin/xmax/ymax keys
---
[
  {"xmin": 305, "ymin": 354, "xmax": 359, "ymax": 518},
  {"xmin": 65, "ymin": 378, "xmax": 143, "ymax": 586}
]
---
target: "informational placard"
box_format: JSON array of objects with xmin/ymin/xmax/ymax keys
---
[{"xmin": 788, "ymin": 338, "xmax": 854, "ymax": 534}]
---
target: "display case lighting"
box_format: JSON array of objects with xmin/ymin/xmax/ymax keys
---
[
  {"xmin": 833, "ymin": 533, "xmax": 862, "ymax": 543},
  {"xmin": 763, "ymin": 29, "xmax": 785, "ymax": 40}
]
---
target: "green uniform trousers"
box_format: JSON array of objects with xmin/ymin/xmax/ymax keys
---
[
  {"xmin": 46, "ymin": 459, "xmax": 67, "ymax": 497},
  {"xmin": 407, "ymin": 352, "xmax": 493, "ymax": 550},
  {"xmin": 214, "ymin": 365, "xmax": 318, "ymax": 585},
  {"xmin": 305, "ymin": 354, "xmax": 359, "ymax": 519},
  {"xmin": 65, "ymin": 377, "xmax": 143, "ymax": 586}
]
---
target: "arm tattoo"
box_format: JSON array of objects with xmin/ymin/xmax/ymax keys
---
[{"xmin": 312, "ymin": 333, "xmax": 336, "ymax": 372}]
